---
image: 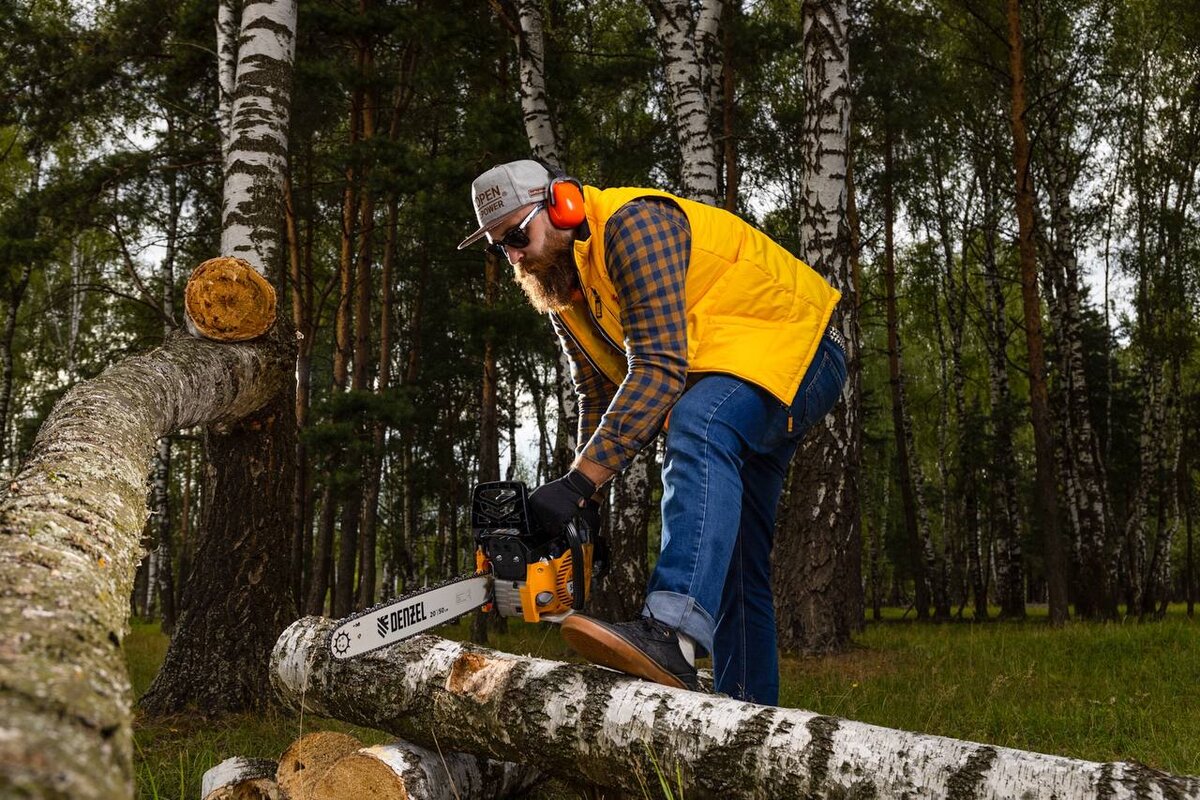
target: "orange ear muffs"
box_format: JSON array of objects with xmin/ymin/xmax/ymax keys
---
[{"xmin": 547, "ymin": 177, "xmax": 585, "ymax": 229}]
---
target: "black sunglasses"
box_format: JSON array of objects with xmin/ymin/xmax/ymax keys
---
[{"xmin": 486, "ymin": 203, "xmax": 544, "ymax": 258}]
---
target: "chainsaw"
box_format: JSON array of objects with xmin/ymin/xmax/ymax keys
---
[{"xmin": 329, "ymin": 480, "xmax": 607, "ymax": 660}]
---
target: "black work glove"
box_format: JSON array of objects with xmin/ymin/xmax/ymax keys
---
[
  {"xmin": 528, "ymin": 469, "xmax": 597, "ymax": 536},
  {"xmin": 579, "ymin": 498, "xmax": 602, "ymax": 539}
]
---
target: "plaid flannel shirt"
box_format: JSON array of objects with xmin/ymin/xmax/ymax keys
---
[{"xmin": 550, "ymin": 198, "xmax": 690, "ymax": 474}]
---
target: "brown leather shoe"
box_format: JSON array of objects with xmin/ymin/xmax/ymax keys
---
[{"xmin": 561, "ymin": 614, "xmax": 699, "ymax": 691}]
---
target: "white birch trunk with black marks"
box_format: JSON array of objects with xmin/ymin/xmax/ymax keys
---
[
  {"xmin": 1040, "ymin": 108, "xmax": 1117, "ymax": 618},
  {"xmin": 216, "ymin": 0, "xmax": 238, "ymax": 155},
  {"xmin": 773, "ymin": 0, "xmax": 859, "ymax": 652},
  {"xmin": 202, "ymin": 756, "xmax": 281, "ymax": 799},
  {"xmin": 645, "ymin": 0, "xmax": 720, "ymax": 204},
  {"xmin": 142, "ymin": 0, "xmax": 298, "ymax": 716},
  {"xmin": 515, "ymin": 0, "xmax": 558, "ymax": 165},
  {"xmin": 218, "ymin": 0, "xmax": 298, "ymax": 272},
  {"xmin": 979, "ymin": 170, "xmax": 1025, "ymax": 617},
  {"xmin": 0, "ymin": 333, "xmax": 290, "ymax": 799},
  {"xmin": 592, "ymin": 445, "xmax": 653, "ymax": 620},
  {"xmin": 272, "ymin": 617, "xmax": 1200, "ymax": 800}
]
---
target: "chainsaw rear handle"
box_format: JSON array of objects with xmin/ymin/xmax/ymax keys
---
[{"xmin": 564, "ymin": 519, "xmax": 588, "ymax": 610}]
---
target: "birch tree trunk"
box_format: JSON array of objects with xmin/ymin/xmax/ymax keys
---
[
  {"xmin": 774, "ymin": 0, "xmax": 861, "ymax": 652},
  {"xmin": 272, "ymin": 616, "xmax": 1200, "ymax": 800},
  {"xmin": 514, "ymin": 0, "xmax": 559, "ymax": 164},
  {"xmin": 1043, "ymin": 128, "xmax": 1116, "ymax": 620},
  {"xmin": 142, "ymin": 0, "xmax": 299, "ymax": 714},
  {"xmin": 882, "ymin": 128, "xmax": 936, "ymax": 620},
  {"xmin": 151, "ymin": 158, "xmax": 183, "ymax": 633},
  {"xmin": 0, "ymin": 332, "xmax": 290, "ymax": 799},
  {"xmin": 644, "ymin": 0, "xmax": 721, "ymax": 204},
  {"xmin": 335, "ymin": 27, "xmax": 373, "ymax": 619}
]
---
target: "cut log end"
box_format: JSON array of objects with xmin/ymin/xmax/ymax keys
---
[
  {"xmin": 312, "ymin": 750, "xmax": 412, "ymax": 800},
  {"xmin": 276, "ymin": 730, "xmax": 364, "ymax": 800},
  {"xmin": 184, "ymin": 256, "xmax": 277, "ymax": 342}
]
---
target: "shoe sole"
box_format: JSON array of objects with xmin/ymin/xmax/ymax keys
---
[{"xmin": 560, "ymin": 615, "xmax": 688, "ymax": 691}]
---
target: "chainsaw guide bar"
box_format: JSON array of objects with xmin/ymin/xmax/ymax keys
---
[
  {"xmin": 326, "ymin": 480, "xmax": 606, "ymax": 661},
  {"xmin": 328, "ymin": 571, "xmax": 492, "ymax": 660}
]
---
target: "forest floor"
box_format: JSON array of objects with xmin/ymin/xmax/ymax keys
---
[{"xmin": 128, "ymin": 606, "xmax": 1200, "ymax": 799}]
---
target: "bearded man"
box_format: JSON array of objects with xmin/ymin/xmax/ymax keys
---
[{"xmin": 457, "ymin": 159, "xmax": 846, "ymax": 705}]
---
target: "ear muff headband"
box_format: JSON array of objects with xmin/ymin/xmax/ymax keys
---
[{"xmin": 547, "ymin": 176, "xmax": 585, "ymax": 229}]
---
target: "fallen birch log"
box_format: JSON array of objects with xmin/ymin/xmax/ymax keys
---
[
  {"xmin": 201, "ymin": 757, "xmax": 282, "ymax": 800},
  {"xmin": 310, "ymin": 740, "xmax": 541, "ymax": 800},
  {"xmin": 272, "ymin": 616, "xmax": 1200, "ymax": 800},
  {"xmin": 0, "ymin": 330, "xmax": 291, "ymax": 800}
]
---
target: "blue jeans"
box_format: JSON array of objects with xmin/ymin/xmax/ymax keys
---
[{"xmin": 643, "ymin": 331, "xmax": 847, "ymax": 704}]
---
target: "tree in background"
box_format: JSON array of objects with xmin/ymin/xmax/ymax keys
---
[
  {"xmin": 771, "ymin": 0, "xmax": 862, "ymax": 653},
  {"xmin": 141, "ymin": 0, "xmax": 298, "ymax": 714}
]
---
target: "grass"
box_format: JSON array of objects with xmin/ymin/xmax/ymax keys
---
[
  {"xmin": 127, "ymin": 608, "xmax": 1200, "ymax": 798},
  {"xmin": 778, "ymin": 611, "xmax": 1200, "ymax": 775}
]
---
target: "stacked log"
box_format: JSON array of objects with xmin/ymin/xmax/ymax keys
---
[
  {"xmin": 307, "ymin": 740, "xmax": 540, "ymax": 800},
  {"xmin": 202, "ymin": 757, "xmax": 283, "ymax": 799},
  {"xmin": 206, "ymin": 731, "xmax": 539, "ymax": 800}
]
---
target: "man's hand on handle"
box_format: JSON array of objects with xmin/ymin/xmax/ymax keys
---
[{"xmin": 528, "ymin": 469, "xmax": 599, "ymax": 535}]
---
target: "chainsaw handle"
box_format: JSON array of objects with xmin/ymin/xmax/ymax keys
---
[{"xmin": 564, "ymin": 519, "xmax": 587, "ymax": 611}]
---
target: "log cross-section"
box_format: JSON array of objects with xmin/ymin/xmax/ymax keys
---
[
  {"xmin": 0, "ymin": 330, "xmax": 291, "ymax": 800},
  {"xmin": 272, "ymin": 616, "xmax": 1200, "ymax": 800}
]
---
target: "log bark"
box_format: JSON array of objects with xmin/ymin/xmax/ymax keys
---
[
  {"xmin": 272, "ymin": 616, "xmax": 1199, "ymax": 800},
  {"xmin": 0, "ymin": 332, "xmax": 290, "ymax": 799},
  {"xmin": 311, "ymin": 741, "xmax": 540, "ymax": 800},
  {"xmin": 202, "ymin": 757, "xmax": 283, "ymax": 800}
]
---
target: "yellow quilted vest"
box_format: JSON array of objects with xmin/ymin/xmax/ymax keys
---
[{"xmin": 555, "ymin": 186, "xmax": 842, "ymax": 405}]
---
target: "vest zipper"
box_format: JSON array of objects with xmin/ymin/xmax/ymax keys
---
[{"xmin": 587, "ymin": 287, "xmax": 624, "ymax": 353}]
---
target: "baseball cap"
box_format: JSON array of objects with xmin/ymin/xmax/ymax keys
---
[{"xmin": 457, "ymin": 159, "xmax": 552, "ymax": 250}]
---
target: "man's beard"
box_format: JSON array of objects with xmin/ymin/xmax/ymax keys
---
[{"xmin": 513, "ymin": 232, "xmax": 578, "ymax": 313}]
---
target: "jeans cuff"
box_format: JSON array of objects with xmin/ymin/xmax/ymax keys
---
[{"xmin": 643, "ymin": 591, "xmax": 715, "ymax": 657}]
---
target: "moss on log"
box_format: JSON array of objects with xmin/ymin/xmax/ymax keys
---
[{"xmin": 0, "ymin": 329, "xmax": 290, "ymax": 799}]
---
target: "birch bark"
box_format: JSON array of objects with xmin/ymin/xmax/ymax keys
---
[
  {"xmin": 0, "ymin": 333, "xmax": 290, "ymax": 799},
  {"xmin": 774, "ymin": 0, "xmax": 861, "ymax": 652},
  {"xmin": 645, "ymin": 0, "xmax": 721, "ymax": 204},
  {"xmin": 273, "ymin": 617, "xmax": 1200, "ymax": 800},
  {"xmin": 143, "ymin": 0, "xmax": 299, "ymax": 714}
]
